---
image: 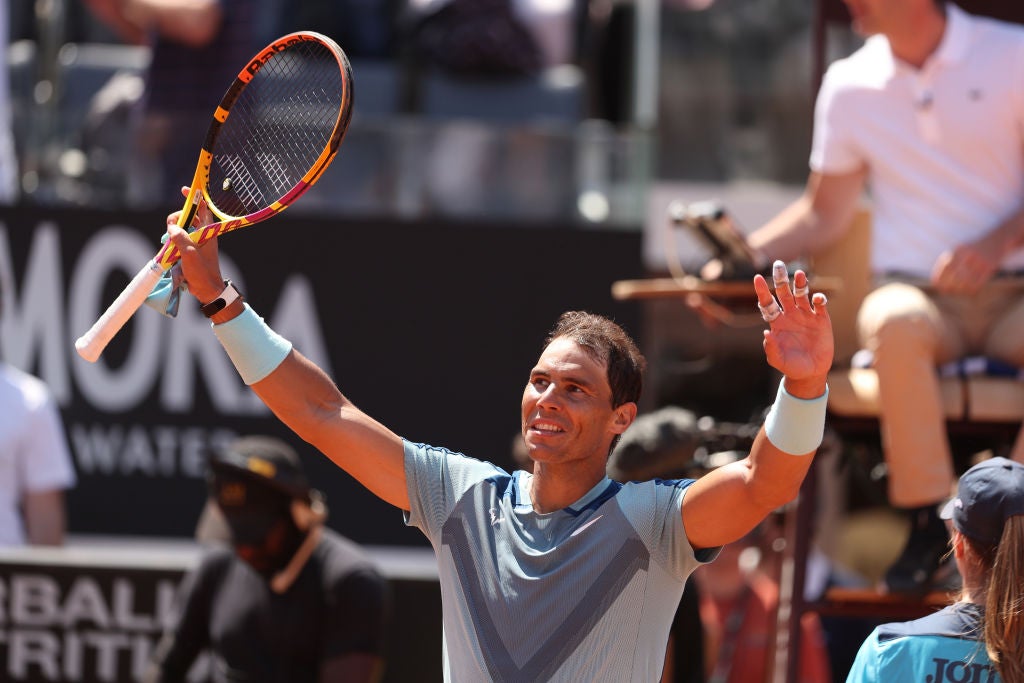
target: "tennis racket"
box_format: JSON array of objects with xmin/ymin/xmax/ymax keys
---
[{"xmin": 75, "ymin": 31, "xmax": 353, "ymax": 362}]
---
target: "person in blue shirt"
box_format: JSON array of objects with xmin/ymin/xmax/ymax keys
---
[
  {"xmin": 159, "ymin": 194, "xmax": 835, "ymax": 680},
  {"xmin": 846, "ymin": 457, "xmax": 1024, "ymax": 683}
]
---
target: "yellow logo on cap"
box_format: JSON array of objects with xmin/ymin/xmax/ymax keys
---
[{"xmin": 247, "ymin": 457, "xmax": 276, "ymax": 479}]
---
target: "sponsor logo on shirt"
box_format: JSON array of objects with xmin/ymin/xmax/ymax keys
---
[
  {"xmin": 927, "ymin": 657, "xmax": 997, "ymax": 683},
  {"xmin": 570, "ymin": 515, "xmax": 603, "ymax": 537}
]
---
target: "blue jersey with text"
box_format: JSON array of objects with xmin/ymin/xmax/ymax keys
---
[{"xmin": 846, "ymin": 603, "xmax": 1000, "ymax": 683}]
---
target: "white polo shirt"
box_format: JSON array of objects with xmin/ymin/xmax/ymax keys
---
[
  {"xmin": 810, "ymin": 4, "xmax": 1024, "ymax": 277},
  {"xmin": 0, "ymin": 363, "xmax": 76, "ymax": 545}
]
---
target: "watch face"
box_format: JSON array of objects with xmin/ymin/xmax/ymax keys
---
[{"xmin": 204, "ymin": 300, "xmax": 226, "ymax": 315}]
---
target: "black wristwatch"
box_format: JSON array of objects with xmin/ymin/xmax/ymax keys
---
[{"xmin": 200, "ymin": 280, "xmax": 242, "ymax": 318}]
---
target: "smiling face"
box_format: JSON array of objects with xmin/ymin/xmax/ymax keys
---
[{"xmin": 521, "ymin": 337, "xmax": 635, "ymax": 467}]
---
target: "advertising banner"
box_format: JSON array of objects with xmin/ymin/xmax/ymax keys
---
[
  {"xmin": 0, "ymin": 551, "xmax": 205, "ymax": 682},
  {"xmin": 0, "ymin": 207, "xmax": 643, "ymax": 544},
  {"xmin": 0, "ymin": 547, "xmax": 443, "ymax": 682}
]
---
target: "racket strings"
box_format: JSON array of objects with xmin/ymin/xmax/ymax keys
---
[{"xmin": 207, "ymin": 40, "xmax": 346, "ymax": 217}]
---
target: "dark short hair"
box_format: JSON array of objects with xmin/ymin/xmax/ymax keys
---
[{"xmin": 544, "ymin": 311, "xmax": 646, "ymax": 408}]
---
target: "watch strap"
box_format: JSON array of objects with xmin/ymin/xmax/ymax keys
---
[{"xmin": 200, "ymin": 280, "xmax": 242, "ymax": 318}]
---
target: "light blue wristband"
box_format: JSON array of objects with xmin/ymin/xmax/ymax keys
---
[
  {"xmin": 764, "ymin": 380, "xmax": 829, "ymax": 455},
  {"xmin": 212, "ymin": 304, "xmax": 293, "ymax": 385}
]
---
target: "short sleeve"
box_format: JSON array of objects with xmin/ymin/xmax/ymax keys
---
[
  {"xmin": 402, "ymin": 440, "xmax": 506, "ymax": 544},
  {"xmin": 18, "ymin": 377, "xmax": 76, "ymax": 492},
  {"xmin": 809, "ymin": 65, "xmax": 866, "ymax": 176},
  {"xmin": 617, "ymin": 479, "xmax": 717, "ymax": 580}
]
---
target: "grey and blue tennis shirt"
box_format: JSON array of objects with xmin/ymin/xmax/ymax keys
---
[{"xmin": 403, "ymin": 440, "xmax": 716, "ymax": 682}]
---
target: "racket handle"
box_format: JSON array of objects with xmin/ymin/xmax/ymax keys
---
[{"xmin": 75, "ymin": 260, "xmax": 165, "ymax": 362}]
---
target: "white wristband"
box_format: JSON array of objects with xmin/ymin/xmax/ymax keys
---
[
  {"xmin": 764, "ymin": 380, "xmax": 829, "ymax": 455},
  {"xmin": 212, "ymin": 304, "xmax": 293, "ymax": 385}
]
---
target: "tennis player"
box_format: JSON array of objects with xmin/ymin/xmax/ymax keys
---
[{"xmin": 164, "ymin": 214, "xmax": 833, "ymax": 681}]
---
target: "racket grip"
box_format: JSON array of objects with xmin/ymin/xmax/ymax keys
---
[{"xmin": 75, "ymin": 260, "xmax": 165, "ymax": 362}]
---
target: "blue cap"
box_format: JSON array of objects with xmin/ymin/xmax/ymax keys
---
[{"xmin": 940, "ymin": 457, "xmax": 1024, "ymax": 546}]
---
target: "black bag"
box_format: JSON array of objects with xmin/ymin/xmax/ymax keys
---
[{"xmin": 411, "ymin": 0, "xmax": 545, "ymax": 78}]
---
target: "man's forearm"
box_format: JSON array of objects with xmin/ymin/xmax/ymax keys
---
[
  {"xmin": 748, "ymin": 196, "xmax": 821, "ymax": 263},
  {"xmin": 83, "ymin": 0, "xmax": 222, "ymax": 45},
  {"xmin": 82, "ymin": 0, "xmax": 147, "ymax": 44},
  {"xmin": 114, "ymin": 0, "xmax": 223, "ymax": 46},
  {"xmin": 749, "ymin": 169, "xmax": 867, "ymax": 262},
  {"xmin": 23, "ymin": 490, "xmax": 66, "ymax": 545}
]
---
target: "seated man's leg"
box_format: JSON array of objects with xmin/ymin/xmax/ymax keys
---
[{"xmin": 857, "ymin": 282, "xmax": 964, "ymax": 594}]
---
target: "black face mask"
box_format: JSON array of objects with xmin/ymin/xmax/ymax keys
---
[{"xmin": 210, "ymin": 472, "xmax": 304, "ymax": 577}]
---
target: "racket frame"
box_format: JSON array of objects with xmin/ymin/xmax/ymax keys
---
[{"xmin": 75, "ymin": 31, "xmax": 353, "ymax": 362}]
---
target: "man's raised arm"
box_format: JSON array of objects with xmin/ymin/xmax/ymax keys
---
[
  {"xmin": 166, "ymin": 224, "xmax": 410, "ymax": 510},
  {"xmin": 682, "ymin": 263, "xmax": 833, "ymax": 549}
]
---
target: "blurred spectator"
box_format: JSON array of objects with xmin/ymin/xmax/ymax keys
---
[
  {"xmin": 144, "ymin": 435, "xmax": 389, "ymax": 683},
  {"xmin": 733, "ymin": 0, "xmax": 1024, "ymax": 597},
  {"xmin": 847, "ymin": 457, "xmax": 1024, "ymax": 683},
  {"xmin": 656, "ymin": 0, "xmax": 813, "ymax": 181},
  {"xmin": 262, "ymin": 0, "xmax": 398, "ymax": 59},
  {"xmin": 400, "ymin": 0, "xmax": 622, "ymax": 221},
  {"xmin": 0, "ymin": 361, "xmax": 76, "ymax": 545},
  {"xmin": 82, "ymin": 0, "xmax": 256, "ymax": 205},
  {"xmin": 0, "ymin": 282, "xmax": 76, "ymax": 546},
  {"xmin": 404, "ymin": 0, "xmax": 574, "ymax": 78}
]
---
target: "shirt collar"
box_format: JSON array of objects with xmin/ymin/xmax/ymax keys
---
[
  {"xmin": 513, "ymin": 472, "xmax": 614, "ymax": 513},
  {"xmin": 566, "ymin": 476, "xmax": 615, "ymax": 514},
  {"xmin": 931, "ymin": 3, "xmax": 972, "ymax": 66}
]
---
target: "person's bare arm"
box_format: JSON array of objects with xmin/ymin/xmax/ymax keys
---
[
  {"xmin": 250, "ymin": 351, "xmax": 410, "ymax": 510},
  {"xmin": 682, "ymin": 267, "xmax": 833, "ymax": 549},
  {"xmin": 22, "ymin": 489, "xmax": 66, "ymax": 545},
  {"xmin": 166, "ymin": 221, "xmax": 410, "ymax": 511},
  {"xmin": 681, "ymin": 427, "xmax": 817, "ymax": 550},
  {"xmin": 83, "ymin": 0, "xmax": 223, "ymax": 47},
  {"xmin": 747, "ymin": 168, "xmax": 867, "ymax": 263}
]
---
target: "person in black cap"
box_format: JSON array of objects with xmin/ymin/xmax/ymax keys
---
[
  {"xmin": 143, "ymin": 435, "xmax": 390, "ymax": 683},
  {"xmin": 846, "ymin": 456, "xmax": 1024, "ymax": 683}
]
